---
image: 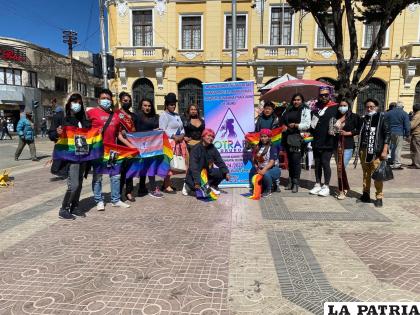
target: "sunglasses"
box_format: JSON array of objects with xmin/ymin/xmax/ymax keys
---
[{"xmin": 319, "ymin": 93, "xmax": 330, "ymax": 97}]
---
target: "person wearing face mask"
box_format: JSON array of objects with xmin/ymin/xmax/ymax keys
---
[
  {"xmin": 116, "ymin": 92, "xmax": 139, "ymax": 202},
  {"xmin": 333, "ymin": 98, "xmax": 362, "ymax": 200},
  {"xmin": 86, "ymin": 89, "xmax": 133, "ymax": 211},
  {"xmin": 15, "ymin": 111, "xmax": 38, "ymax": 161},
  {"xmin": 50, "ymin": 93, "xmax": 92, "ymax": 219},
  {"xmin": 281, "ymin": 93, "xmax": 311, "ymax": 193},
  {"xmin": 309, "ymin": 86, "xmax": 338, "ymax": 197},
  {"xmin": 354, "ymin": 98, "xmax": 390, "ymax": 208}
]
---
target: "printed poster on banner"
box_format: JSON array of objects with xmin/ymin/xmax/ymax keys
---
[{"xmin": 203, "ymin": 80, "xmax": 254, "ymax": 187}]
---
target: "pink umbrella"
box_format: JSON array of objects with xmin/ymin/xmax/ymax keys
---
[{"xmin": 260, "ymin": 79, "xmax": 333, "ymax": 102}]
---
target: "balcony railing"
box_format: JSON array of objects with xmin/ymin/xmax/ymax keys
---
[
  {"xmin": 254, "ymin": 45, "xmax": 308, "ymax": 60},
  {"xmin": 114, "ymin": 46, "xmax": 168, "ymax": 60},
  {"xmin": 401, "ymin": 43, "xmax": 420, "ymax": 59}
]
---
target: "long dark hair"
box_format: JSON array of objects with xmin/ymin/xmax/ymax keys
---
[
  {"xmin": 185, "ymin": 104, "xmax": 201, "ymax": 120},
  {"xmin": 65, "ymin": 93, "xmax": 86, "ymax": 121},
  {"xmin": 338, "ymin": 97, "xmax": 353, "ymax": 117},
  {"xmin": 289, "ymin": 93, "xmax": 305, "ymax": 107},
  {"xmin": 139, "ymin": 98, "xmax": 157, "ymax": 117}
]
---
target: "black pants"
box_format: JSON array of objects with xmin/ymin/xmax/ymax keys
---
[
  {"xmin": 1, "ymin": 128, "xmax": 12, "ymax": 139},
  {"xmin": 186, "ymin": 168, "xmax": 224, "ymax": 190},
  {"xmin": 62, "ymin": 163, "xmax": 85, "ymax": 210},
  {"xmin": 120, "ymin": 160, "xmax": 134, "ymax": 195},
  {"xmin": 313, "ymin": 149, "xmax": 333, "ymax": 185},
  {"xmin": 286, "ymin": 146, "xmax": 302, "ymax": 182},
  {"xmin": 139, "ymin": 176, "xmax": 156, "ymax": 191}
]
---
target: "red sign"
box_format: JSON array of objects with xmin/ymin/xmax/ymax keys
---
[{"xmin": 0, "ymin": 44, "xmax": 27, "ymax": 62}]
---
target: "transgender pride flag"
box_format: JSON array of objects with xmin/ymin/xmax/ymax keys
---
[{"xmin": 126, "ymin": 131, "xmax": 163, "ymax": 158}]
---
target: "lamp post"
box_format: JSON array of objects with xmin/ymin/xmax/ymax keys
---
[
  {"xmin": 99, "ymin": 0, "xmax": 108, "ymax": 88},
  {"xmin": 232, "ymin": 0, "xmax": 237, "ymax": 81},
  {"xmin": 62, "ymin": 30, "xmax": 78, "ymax": 92}
]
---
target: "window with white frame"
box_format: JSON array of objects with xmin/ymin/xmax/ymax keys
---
[
  {"xmin": 364, "ymin": 21, "xmax": 383, "ymax": 48},
  {"xmin": 0, "ymin": 68, "xmax": 22, "ymax": 86},
  {"xmin": 181, "ymin": 16, "xmax": 202, "ymax": 50},
  {"xmin": 132, "ymin": 10, "xmax": 153, "ymax": 46},
  {"xmin": 270, "ymin": 6, "xmax": 293, "ymax": 45},
  {"xmin": 316, "ymin": 15, "xmax": 335, "ymax": 48},
  {"xmin": 225, "ymin": 15, "xmax": 247, "ymax": 49}
]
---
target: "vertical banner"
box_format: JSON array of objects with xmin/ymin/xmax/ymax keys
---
[{"xmin": 203, "ymin": 81, "xmax": 254, "ymax": 187}]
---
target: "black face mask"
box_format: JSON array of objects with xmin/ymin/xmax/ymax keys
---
[{"xmin": 122, "ymin": 102, "xmax": 131, "ymax": 110}]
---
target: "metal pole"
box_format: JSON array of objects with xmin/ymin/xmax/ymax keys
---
[
  {"xmin": 69, "ymin": 39, "xmax": 73, "ymax": 92},
  {"xmin": 260, "ymin": 0, "xmax": 264, "ymax": 44},
  {"xmin": 99, "ymin": 0, "xmax": 108, "ymax": 88},
  {"xmin": 232, "ymin": 0, "xmax": 237, "ymax": 81}
]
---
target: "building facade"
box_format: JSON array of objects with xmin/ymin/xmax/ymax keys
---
[
  {"xmin": 107, "ymin": 1, "xmax": 420, "ymax": 115},
  {"xmin": 0, "ymin": 37, "xmax": 102, "ymax": 131}
]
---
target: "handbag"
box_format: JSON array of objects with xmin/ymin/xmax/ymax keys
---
[
  {"xmin": 170, "ymin": 143, "xmax": 187, "ymax": 173},
  {"xmin": 372, "ymin": 160, "xmax": 394, "ymax": 182}
]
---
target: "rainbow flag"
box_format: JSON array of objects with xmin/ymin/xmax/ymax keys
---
[
  {"xmin": 303, "ymin": 133, "xmax": 314, "ymax": 143},
  {"xmin": 248, "ymin": 174, "xmax": 263, "ymax": 200},
  {"xmin": 125, "ymin": 133, "xmax": 173, "ymax": 178},
  {"xmin": 245, "ymin": 127, "xmax": 285, "ymax": 148},
  {"xmin": 195, "ymin": 169, "xmax": 218, "ymax": 201},
  {"xmin": 53, "ymin": 126, "xmax": 103, "ymax": 162},
  {"xmin": 93, "ymin": 143, "xmax": 139, "ymax": 176}
]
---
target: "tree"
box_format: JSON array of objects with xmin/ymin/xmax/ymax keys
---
[{"xmin": 287, "ymin": 0, "xmax": 420, "ymax": 100}]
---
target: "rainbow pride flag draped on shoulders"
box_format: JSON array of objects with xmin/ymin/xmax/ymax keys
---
[
  {"xmin": 125, "ymin": 130, "xmax": 173, "ymax": 178},
  {"xmin": 245, "ymin": 126, "xmax": 286, "ymax": 148},
  {"xmin": 93, "ymin": 143, "xmax": 139, "ymax": 176},
  {"xmin": 53, "ymin": 126, "xmax": 103, "ymax": 162}
]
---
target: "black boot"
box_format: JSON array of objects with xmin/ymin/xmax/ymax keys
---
[
  {"xmin": 359, "ymin": 192, "xmax": 371, "ymax": 203},
  {"xmin": 292, "ymin": 179, "xmax": 299, "ymax": 193},
  {"xmin": 374, "ymin": 199, "xmax": 383, "ymax": 208},
  {"xmin": 59, "ymin": 207, "xmax": 75, "ymax": 220},
  {"xmin": 285, "ymin": 178, "xmax": 293, "ymax": 190}
]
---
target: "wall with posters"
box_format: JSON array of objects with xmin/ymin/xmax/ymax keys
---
[{"xmin": 203, "ymin": 81, "xmax": 254, "ymax": 187}]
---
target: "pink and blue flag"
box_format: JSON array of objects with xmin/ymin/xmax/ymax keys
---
[{"xmin": 126, "ymin": 131, "xmax": 164, "ymax": 158}]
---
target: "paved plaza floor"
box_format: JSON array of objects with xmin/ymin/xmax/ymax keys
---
[{"xmin": 0, "ymin": 139, "xmax": 419, "ymax": 315}]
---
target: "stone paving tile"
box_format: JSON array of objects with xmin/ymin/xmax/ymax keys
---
[
  {"xmin": 341, "ymin": 233, "xmax": 420, "ymax": 295},
  {"xmin": 0, "ymin": 194, "xmax": 231, "ymax": 315}
]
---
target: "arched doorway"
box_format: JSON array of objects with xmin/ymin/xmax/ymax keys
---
[
  {"xmin": 132, "ymin": 78, "xmax": 154, "ymax": 112},
  {"xmin": 414, "ymin": 81, "xmax": 420, "ymax": 105},
  {"xmin": 356, "ymin": 78, "xmax": 387, "ymax": 114},
  {"xmin": 178, "ymin": 78, "xmax": 203, "ymax": 115}
]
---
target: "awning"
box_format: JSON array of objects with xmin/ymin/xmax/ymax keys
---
[{"xmin": 0, "ymin": 85, "xmax": 24, "ymax": 102}]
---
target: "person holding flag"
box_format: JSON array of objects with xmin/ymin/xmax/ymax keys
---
[
  {"xmin": 116, "ymin": 92, "xmax": 138, "ymax": 202},
  {"xmin": 249, "ymin": 129, "xmax": 281, "ymax": 197},
  {"xmin": 280, "ymin": 93, "xmax": 311, "ymax": 193},
  {"xmin": 87, "ymin": 89, "xmax": 133, "ymax": 211},
  {"xmin": 184, "ymin": 128, "xmax": 230, "ymax": 196},
  {"xmin": 50, "ymin": 93, "xmax": 92, "ymax": 219}
]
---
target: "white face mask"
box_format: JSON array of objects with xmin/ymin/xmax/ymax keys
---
[
  {"xmin": 338, "ymin": 106, "xmax": 348, "ymax": 114},
  {"xmin": 99, "ymin": 99, "xmax": 112, "ymax": 109},
  {"xmin": 71, "ymin": 102, "xmax": 81, "ymax": 113},
  {"xmin": 366, "ymin": 111, "xmax": 376, "ymax": 116}
]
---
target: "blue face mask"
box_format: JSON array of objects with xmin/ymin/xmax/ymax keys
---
[
  {"xmin": 100, "ymin": 99, "xmax": 112, "ymax": 109},
  {"xmin": 71, "ymin": 102, "xmax": 81, "ymax": 113},
  {"xmin": 338, "ymin": 106, "xmax": 348, "ymax": 114}
]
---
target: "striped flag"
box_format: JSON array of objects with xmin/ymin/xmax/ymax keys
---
[
  {"xmin": 93, "ymin": 143, "xmax": 139, "ymax": 176},
  {"xmin": 248, "ymin": 174, "xmax": 263, "ymax": 200},
  {"xmin": 195, "ymin": 169, "xmax": 218, "ymax": 201},
  {"xmin": 53, "ymin": 126, "xmax": 103, "ymax": 162},
  {"xmin": 126, "ymin": 130, "xmax": 164, "ymax": 158}
]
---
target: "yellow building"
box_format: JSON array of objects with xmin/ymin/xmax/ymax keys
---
[{"xmin": 107, "ymin": 1, "xmax": 420, "ymax": 114}]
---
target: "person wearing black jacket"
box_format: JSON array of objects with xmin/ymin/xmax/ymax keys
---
[
  {"xmin": 135, "ymin": 98, "xmax": 163, "ymax": 198},
  {"xmin": 255, "ymin": 101, "xmax": 280, "ymax": 132},
  {"xmin": 50, "ymin": 93, "xmax": 91, "ymax": 220},
  {"xmin": 184, "ymin": 128, "xmax": 230, "ymax": 195},
  {"xmin": 183, "ymin": 104, "xmax": 205, "ymax": 151},
  {"xmin": 355, "ymin": 98, "xmax": 391, "ymax": 208},
  {"xmin": 309, "ymin": 87, "xmax": 338, "ymax": 197}
]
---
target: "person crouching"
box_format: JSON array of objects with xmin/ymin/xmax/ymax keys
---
[
  {"xmin": 184, "ymin": 128, "xmax": 231, "ymax": 196},
  {"xmin": 249, "ymin": 129, "xmax": 281, "ymax": 197}
]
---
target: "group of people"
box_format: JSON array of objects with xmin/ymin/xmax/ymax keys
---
[
  {"xmin": 47, "ymin": 89, "xmax": 230, "ymax": 220},
  {"xmin": 0, "ymin": 117, "xmax": 13, "ymax": 140},
  {"xmin": 251, "ymin": 86, "xmax": 419, "ymax": 207},
  {"xmin": 18, "ymin": 84, "xmax": 417, "ymax": 219}
]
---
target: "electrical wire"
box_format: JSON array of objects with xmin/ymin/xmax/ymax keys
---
[{"xmin": 83, "ymin": 0, "xmax": 95, "ymax": 50}]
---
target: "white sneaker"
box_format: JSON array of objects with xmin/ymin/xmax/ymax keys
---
[
  {"xmin": 309, "ymin": 183, "xmax": 322, "ymax": 195},
  {"xmin": 96, "ymin": 201, "xmax": 105, "ymax": 211},
  {"xmin": 210, "ymin": 186, "xmax": 221, "ymax": 195},
  {"xmin": 182, "ymin": 183, "xmax": 189, "ymax": 196},
  {"xmin": 112, "ymin": 200, "xmax": 130, "ymax": 208},
  {"xmin": 318, "ymin": 185, "xmax": 330, "ymax": 197}
]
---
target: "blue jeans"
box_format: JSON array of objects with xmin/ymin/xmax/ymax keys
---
[
  {"xmin": 335, "ymin": 149, "xmax": 353, "ymax": 168},
  {"xmin": 249, "ymin": 166, "xmax": 281, "ymax": 192},
  {"xmin": 92, "ymin": 172, "xmax": 121, "ymax": 204}
]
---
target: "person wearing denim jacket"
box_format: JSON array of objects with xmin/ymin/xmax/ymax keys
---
[{"xmin": 15, "ymin": 112, "xmax": 38, "ymax": 161}]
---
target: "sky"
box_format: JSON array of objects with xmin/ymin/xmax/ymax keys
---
[{"xmin": 0, "ymin": 0, "xmax": 104, "ymax": 56}]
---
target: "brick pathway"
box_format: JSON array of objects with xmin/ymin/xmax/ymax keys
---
[{"xmin": 0, "ymin": 141, "xmax": 420, "ymax": 314}]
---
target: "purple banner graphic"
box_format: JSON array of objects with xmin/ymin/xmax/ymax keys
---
[{"xmin": 203, "ymin": 81, "xmax": 254, "ymax": 187}]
